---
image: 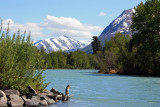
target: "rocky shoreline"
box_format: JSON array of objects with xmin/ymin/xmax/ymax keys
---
[{"xmin": 0, "ymin": 85, "xmax": 70, "ymax": 106}]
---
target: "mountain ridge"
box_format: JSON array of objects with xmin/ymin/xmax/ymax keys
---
[
  {"xmin": 34, "ymin": 36, "xmax": 90, "ymax": 53},
  {"xmin": 82, "ymin": 8, "xmax": 134, "ymax": 53},
  {"xmin": 99, "ymin": 8, "xmax": 134, "ymax": 44}
]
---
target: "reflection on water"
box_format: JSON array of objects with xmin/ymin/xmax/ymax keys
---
[{"xmin": 44, "ymin": 69, "xmax": 160, "ymax": 107}]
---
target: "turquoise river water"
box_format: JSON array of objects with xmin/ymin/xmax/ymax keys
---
[{"xmin": 44, "ymin": 69, "xmax": 160, "ymax": 107}]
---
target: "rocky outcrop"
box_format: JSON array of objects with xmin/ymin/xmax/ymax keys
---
[{"xmin": 0, "ymin": 85, "xmax": 71, "ymax": 106}]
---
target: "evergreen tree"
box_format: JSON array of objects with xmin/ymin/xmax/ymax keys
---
[{"xmin": 91, "ymin": 36, "xmax": 102, "ymax": 54}]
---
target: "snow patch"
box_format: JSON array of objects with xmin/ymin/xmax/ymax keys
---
[{"xmin": 123, "ymin": 22, "xmax": 128, "ymax": 28}]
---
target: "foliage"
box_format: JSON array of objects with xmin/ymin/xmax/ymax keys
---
[
  {"xmin": 0, "ymin": 22, "xmax": 48, "ymax": 94},
  {"xmin": 91, "ymin": 36, "xmax": 102, "ymax": 54},
  {"xmin": 96, "ymin": 0, "xmax": 160, "ymax": 76},
  {"xmin": 41, "ymin": 50, "xmax": 97, "ymax": 69},
  {"xmin": 68, "ymin": 50, "xmax": 90, "ymax": 69},
  {"xmin": 129, "ymin": 0, "xmax": 160, "ymax": 75},
  {"xmin": 97, "ymin": 33, "xmax": 131, "ymax": 73}
]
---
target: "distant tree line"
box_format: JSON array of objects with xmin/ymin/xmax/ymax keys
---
[{"xmin": 40, "ymin": 49, "xmax": 98, "ymax": 69}]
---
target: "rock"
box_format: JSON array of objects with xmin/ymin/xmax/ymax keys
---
[
  {"xmin": 21, "ymin": 95, "xmax": 32, "ymax": 106},
  {"xmin": 0, "ymin": 103, "xmax": 8, "ymax": 107},
  {"xmin": 21, "ymin": 95, "xmax": 27, "ymax": 101},
  {"xmin": 27, "ymin": 85, "xmax": 37, "ymax": 95},
  {"xmin": 40, "ymin": 91, "xmax": 55, "ymax": 97},
  {"xmin": 0, "ymin": 90, "xmax": 7, "ymax": 107},
  {"xmin": 40, "ymin": 100, "xmax": 48, "ymax": 106},
  {"xmin": 38, "ymin": 94, "xmax": 55, "ymax": 105},
  {"xmin": 0, "ymin": 92, "xmax": 3, "ymax": 97},
  {"xmin": 4, "ymin": 89, "xmax": 20, "ymax": 96},
  {"xmin": 24, "ymin": 96, "xmax": 40, "ymax": 106},
  {"xmin": 8, "ymin": 94, "xmax": 24, "ymax": 107},
  {"xmin": 47, "ymin": 98, "xmax": 55, "ymax": 105}
]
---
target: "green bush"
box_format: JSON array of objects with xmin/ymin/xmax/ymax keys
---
[{"xmin": 0, "ymin": 22, "xmax": 48, "ymax": 94}]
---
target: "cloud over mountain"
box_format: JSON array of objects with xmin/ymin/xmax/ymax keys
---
[{"xmin": 2, "ymin": 16, "xmax": 103, "ymax": 40}]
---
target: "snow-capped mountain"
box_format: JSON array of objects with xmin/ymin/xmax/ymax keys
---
[
  {"xmin": 82, "ymin": 8, "xmax": 135, "ymax": 53},
  {"xmin": 99, "ymin": 8, "xmax": 135, "ymax": 44},
  {"xmin": 34, "ymin": 36, "xmax": 90, "ymax": 53}
]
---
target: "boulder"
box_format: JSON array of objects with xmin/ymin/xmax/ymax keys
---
[
  {"xmin": 8, "ymin": 94, "xmax": 24, "ymax": 107},
  {"xmin": 4, "ymin": 89, "xmax": 20, "ymax": 96},
  {"xmin": 0, "ymin": 90, "xmax": 7, "ymax": 107},
  {"xmin": 24, "ymin": 96, "xmax": 40, "ymax": 106},
  {"xmin": 40, "ymin": 100, "xmax": 48, "ymax": 106}
]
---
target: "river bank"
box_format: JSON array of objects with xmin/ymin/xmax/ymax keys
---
[{"xmin": 0, "ymin": 85, "xmax": 70, "ymax": 106}]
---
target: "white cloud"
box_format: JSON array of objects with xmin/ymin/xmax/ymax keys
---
[
  {"xmin": 41, "ymin": 16, "xmax": 103, "ymax": 39},
  {"xmin": 99, "ymin": 12, "xmax": 106, "ymax": 16},
  {"xmin": 2, "ymin": 16, "xmax": 103, "ymax": 40},
  {"xmin": 42, "ymin": 16, "xmax": 103, "ymax": 32},
  {"xmin": 2, "ymin": 19, "xmax": 45, "ymax": 38}
]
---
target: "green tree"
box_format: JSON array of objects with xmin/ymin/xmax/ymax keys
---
[
  {"xmin": 57, "ymin": 51, "xmax": 68, "ymax": 68},
  {"xmin": 91, "ymin": 36, "xmax": 102, "ymax": 54},
  {"xmin": 101, "ymin": 33, "xmax": 131, "ymax": 73},
  {"xmin": 130, "ymin": 0, "xmax": 160, "ymax": 75},
  {"xmin": 69, "ymin": 50, "xmax": 90, "ymax": 69}
]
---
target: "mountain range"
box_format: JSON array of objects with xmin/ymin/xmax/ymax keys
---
[
  {"xmin": 34, "ymin": 8, "xmax": 134, "ymax": 53},
  {"xmin": 34, "ymin": 36, "xmax": 90, "ymax": 53}
]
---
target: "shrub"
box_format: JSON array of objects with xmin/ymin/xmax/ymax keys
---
[{"xmin": 0, "ymin": 22, "xmax": 48, "ymax": 94}]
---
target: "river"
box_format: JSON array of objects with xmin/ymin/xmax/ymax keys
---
[{"xmin": 44, "ymin": 69, "xmax": 160, "ymax": 107}]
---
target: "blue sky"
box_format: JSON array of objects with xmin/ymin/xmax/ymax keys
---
[{"xmin": 0, "ymin": 0, "xmax": 145, "ymax": 41}]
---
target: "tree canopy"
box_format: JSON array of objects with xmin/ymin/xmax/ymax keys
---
[{"xmin": 130, "ymin": 0, "xmax": 160, "ymax": 75}]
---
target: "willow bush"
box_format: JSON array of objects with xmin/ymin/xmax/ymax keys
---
[{"xmin": 0, "ymin": 22, "xmax": 48, "ymax": 94}]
